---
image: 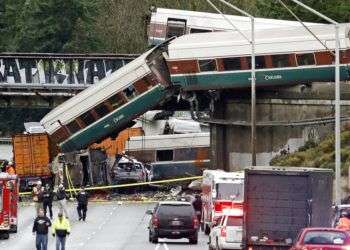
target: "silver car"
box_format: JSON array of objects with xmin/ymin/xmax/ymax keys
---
[{"xmin": 111, "ymin": 156, "xmax": 147, "ymax": 184}]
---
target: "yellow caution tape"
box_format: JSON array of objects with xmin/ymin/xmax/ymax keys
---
[
  {"xmin": 19, "ymin": 175, "xmax": 203, "ymax": 196},
  {"xmin": 65, "ymin": 164, "xmax": 77, "ymax": 197}
]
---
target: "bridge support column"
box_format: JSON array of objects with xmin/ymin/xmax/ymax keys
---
[
  {"xmin": 209, "ymin": 84, "xmax": 350, "ymax": 171},
  {"xmin": 210, "ymin": 101, "xmax": 228, "ymax": 171}
]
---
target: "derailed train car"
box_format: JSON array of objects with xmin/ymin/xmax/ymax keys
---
[
  {"xmin": 126, "ymin": 133, "xmax": 210, "ymax": 180},
  {"xmin": 40, "ymin": 42, "xmax": 174, "ymax": 153},
  {"xmin": 166, "ymin": 23, "xmax": 350, "ymax": 91},
  {"xmin": 147, "ymin": 7, "xmax": 319, "ymax": 46},
  {"xmin": 61, "ymin": 149, "xmax": 109, "ymax": 188}
]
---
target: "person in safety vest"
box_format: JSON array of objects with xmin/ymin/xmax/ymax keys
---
[
  {"xmin": 336, "ymin": 211, "xmax": 350, "ymax": 230},
  {"xmin": 52, "ymin": 212, "xmax": 71, "ymax": 250}
]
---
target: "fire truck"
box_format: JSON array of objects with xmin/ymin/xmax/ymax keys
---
[
  {"xmin": 0, "ymin": 173, "xmax": 19, "ymax": 239},
  {"xmin": 201, "ymin": 170, "xmax": 244, "ymax": 235}
]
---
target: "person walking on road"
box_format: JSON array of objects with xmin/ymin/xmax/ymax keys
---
[
  {"xmin": 192, "ymin": 194, "xmax": 203, "ymax": 222},
  {"xmin": 32, "ymin": 208, "xmax": 51, "ymax": 250},
  {"xmin": 76, "ymin": 187, "xmax": 88, "ymax": 221},
  {"xmin": 33, "ymin": 181, "xmax": 44, "ymax": 216},
  {"xmin": 56, "ymin": 184, "xmax": 69, "ymax": 218},
  {"xmin": 52, "ymin": 212, "xmax": 71, "ymax": 250},
  {"xmin": 43, "ymin": 184, "xmax": 53, "ymax": 219}
]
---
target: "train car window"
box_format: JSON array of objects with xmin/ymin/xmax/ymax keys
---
[
  {"xmin": 297, "ymin": 53, "xmax": 315, "ymax": 66},
  {"xmin": 166, "ymin": 18, "xmax": 186, "ymax": 39},
  {"xmin": 66, "ymin": 120, "xmax": 81, "ymax": 134},
  {"xmin": 95, "ymin": 103, "xmax": 110, "ymax": 118},
  {"xmin": 156, "ymin": 150, "xmax": 174, "ymax": 161},
  {"xmin": 223, "ymin": 58, "xmax": 241, "ymax": 71},
  {"xmin": 80, "ymin": 111, "xmax": 95, "ymax": 126},
  {"xmin": 52, "ymin": 127, "xmax": 69, "ymax": 143},
  {"xmin": 145, "ymin": 75, "xmax": 158, "ymax": 86},
  {"xmin": 199, "ymin": 59, "xmax": 217, "ymax": 72},
  {"xmin": 123, "ymin": 85, "xmax": 137, "ymax": 100},
  {"xmin": 315, "ymin": 51, "xmax": 334, "ymax": 65},
  {"xmin": 247, "ymin": 56, "xmax": 266, "ymax": 69},
  {"xmin": 134, "ymin": 79, "xmax": 152, "ymax": 94},
  {"xmin": 272, "ymin": 54, "xmax": 290, "ymax": 67},
  {"xmin": 108, "ymin": 93, "xmax": 126, "ymax": 110},
  {"xmin": 190, "ymin": 28, "xmax": 211, "ymax": 33}
]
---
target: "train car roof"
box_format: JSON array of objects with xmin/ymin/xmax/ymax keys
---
[
  {"xmin": 152, "ymin": 8, "xmax": 320, "ymax": 31},
  {"xmin": 168, "ymin": 23, "xmax": 350, "ymax": 59},
  {"xmin": 126, "ymin": 132, "xmax": 209, "ymax": 151},
  {"xmin": 41, "ymin": 47, "xmax": 156, "ymax": 133}
]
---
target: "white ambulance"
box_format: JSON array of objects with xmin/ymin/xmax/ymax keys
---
[{"xmin": 201, "ymin": 170, "xmax": 244, "ymax": 235}]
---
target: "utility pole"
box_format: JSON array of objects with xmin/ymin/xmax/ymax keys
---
[
  {"xmin": 286, "ymin": 0, "xmax": 341, "ymax": 204},
  {"xmin": 206, "ymin": 0, "xmax": 256, "ymax": 165}
]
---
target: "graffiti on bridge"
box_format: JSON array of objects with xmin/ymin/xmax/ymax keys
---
[{"xmin": 0, "ymin": 56, "xmax": 135, "ymax": 85}]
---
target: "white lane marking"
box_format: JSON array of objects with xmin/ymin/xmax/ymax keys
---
[{"xmin": 155, "ymin": 243, "xmax": 169, "ymax": 250}]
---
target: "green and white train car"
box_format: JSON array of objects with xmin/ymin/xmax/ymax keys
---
[
  {"xmin": 166, "ymin": 23, "xmax": 350, "ymax": 90},
  {"xmin": 148, "ymin": 7, "xmax": 319, "ymax": 46},
  {"xmin": 41, "ymin": 45, "xmax": 173, "ymax": 152}
]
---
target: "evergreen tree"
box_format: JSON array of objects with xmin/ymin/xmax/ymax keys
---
[
  {"xmin": 14, "ymin": 0, "xmax": 100, "ymax": 53},
  {"xmin": 255, "ymin": 0, "xmax": 350, "ymax": 23},
  {"xmin": 0, "ymin": 0, "xmax": 25, "ymax": 52}
]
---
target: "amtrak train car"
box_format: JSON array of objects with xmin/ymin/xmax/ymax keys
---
[
  {"xmin": 148, "ymin": 7, "xmax": 319, "ymax": 46},
  {"xmin": 40, "ymin": 44, "xmax": 173, "ymax": 152},
  {"xmin": 166, "ymin": 23, "xmax": 350, "ymax": 90}
]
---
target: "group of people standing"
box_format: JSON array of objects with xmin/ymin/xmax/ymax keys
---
[{"xmin": 32, "ymin": 181, "xmax": 89, "ymax": 250}]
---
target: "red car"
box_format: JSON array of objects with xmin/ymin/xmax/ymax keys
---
[{"xmin": 291, "ymin": 227, "xmax": 350, "ymax": 250}]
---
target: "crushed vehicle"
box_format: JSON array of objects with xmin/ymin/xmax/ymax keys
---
[{"xmin": 110, "ymin": 155, "xmax": 148, "ymax": 184}]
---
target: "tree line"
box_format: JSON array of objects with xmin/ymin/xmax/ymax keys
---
[{"xmin": 0, "ymin": 0, "xmax": 349, "ymax": 54}]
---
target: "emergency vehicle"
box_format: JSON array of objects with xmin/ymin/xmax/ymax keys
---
[
  {"xmin": 0, "ymin": 173, "xmax": 19, "ymax": 239},
  {"xmin": 201, "ymin": 170, "xmax": 244, "ymax": 235}
]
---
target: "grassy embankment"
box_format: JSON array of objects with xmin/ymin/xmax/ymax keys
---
[{"xmin": 270, "ymin": 130, "xmax": 350, "ymax": 176}]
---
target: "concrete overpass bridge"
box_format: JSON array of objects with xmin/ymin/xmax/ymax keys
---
[
  {"xmin": 0, "ymin": 53, "xmax": 138, "ymax": 107},
  {"xmin": 0, "ymin": 53, "xmax": 138, "ymax": 136}
]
